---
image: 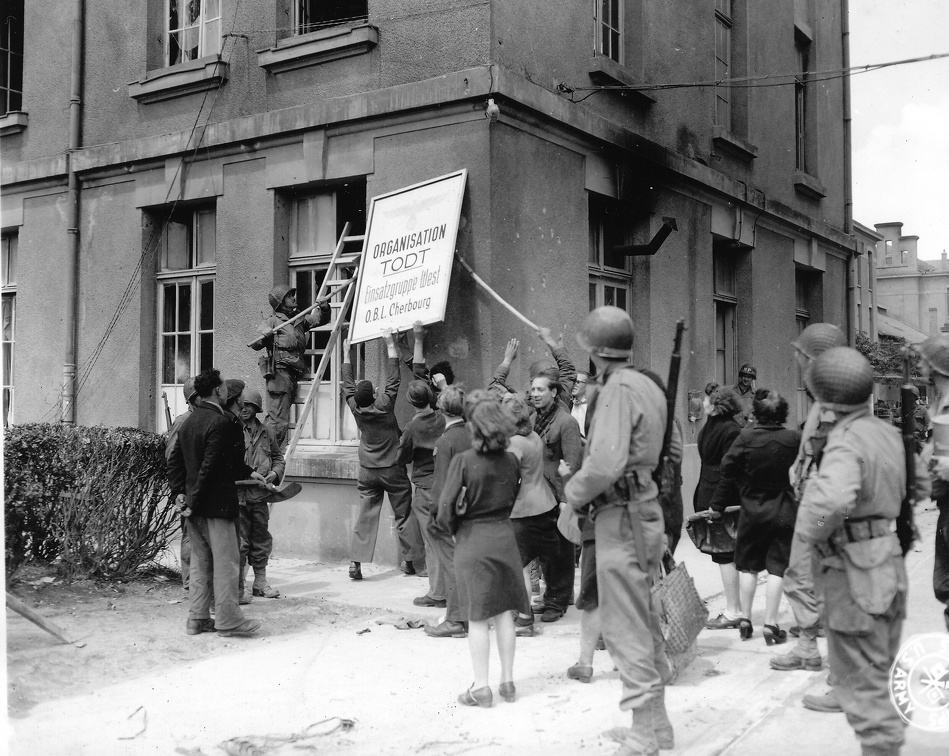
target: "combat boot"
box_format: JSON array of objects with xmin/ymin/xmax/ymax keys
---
[
  {"xmin": 252, "ymin": 568, "xmax": 280, "ymax": 598},
  {"xmin": 606, "ymin": 703, "xmax": 659, "ymax": 756},
  {"xmin": 650, "ymin": 688, "xmax": 674, "ymax": 750}
]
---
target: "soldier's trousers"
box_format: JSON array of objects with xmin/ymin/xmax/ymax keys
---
[
  {"xmin": 819, "ymin": 566, "xmax": 906, "ymax": 755},
  {"xmin": 265, "ymin": 370, "xmax": 297, "ymax": 449},
  {"xmin": 784, "ymin": 530, "xmax": 822, "ymax": 655},
  {"xmin": 595, "ymin": 500, "xmax": 673, "ymax": 711},
  {"xmin": 351, "ymin": 464, "xmax": 423, "ymax": 564}
]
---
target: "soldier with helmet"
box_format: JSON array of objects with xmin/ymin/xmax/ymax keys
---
[
  {"xmin": 563, "ymin": 306, "xmax": 673, "ymax": 756},
  {"xmin": 796, "ymin": 347, "xmax": 908, "ymax": 756},
  {"xmin": 771, "ymin": 324, "xmax": 848, "ymax": 709},
  {"xmin": 916, "ymin": 335, "xmax": 949, "ymax": 630},
  {"xmin": 236, "ymin": 387, "xmax": 286, "ymax": 602},
  {"xmin": 249, "ymin": 285, "xmax": 331, "ymax": 448},
  {"xmin": 731, "ymin": 363, "xmax": 758, "ymax": 426}
]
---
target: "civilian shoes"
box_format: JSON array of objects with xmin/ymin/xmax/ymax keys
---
[
  {"xmin": 349, "ymin": 561, "xmax": 363, "ymax": 581},
  {"xmin": 458, "ymin": 685, "xmax": 492, "ymax": 708},
  {"xmin": 413, "ymin": 594, "xmax": 447, "ymax": 608},
  {"xmin": 425, "ymin": 620, "xmax": 467, "ymax": 638},
  {"xmin": 217, "ymin": 619, "xmax": 261, "ymax": 637},
  {"xmin": 185, "ymin": 618, "xmax": 216, "ymax": 635},
  {"xmin": 770, "ymin": 651, "xmax": 823, "ymax": 672},
  {"xmin": 705, "ymin": 612, "xmax": 742, "ymax": 630}
]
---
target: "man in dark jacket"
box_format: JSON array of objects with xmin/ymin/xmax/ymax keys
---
[
  {"xmin": 531, "ymin": 370, "xmax": 583, "ymax": 623},
  {"xmin": 342, "ymin": 329, "xmax": 423, "ymax": 581},
  {"xmin": 168, "ymin": 368, "xmax": 261, "ymax": 637}
]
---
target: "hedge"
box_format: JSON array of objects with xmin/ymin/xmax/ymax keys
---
[{"xmin": 4, "ymin": 423, "xmax": 178, "ymax": 579}]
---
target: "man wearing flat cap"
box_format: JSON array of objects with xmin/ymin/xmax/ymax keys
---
[{"xmin": 250, "ymin": 285, "xmax": 330, "ymax": 449}]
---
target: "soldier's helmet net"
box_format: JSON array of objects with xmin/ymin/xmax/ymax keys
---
[
  {"xmin": 917, "ymin": 335, "xmax": 949, "ymax": 377},
  {"xmin": 575, "ymin": 306, "xmax": 634, "ymax": 359},
  {"xmin": 241, "ymin": 388, "xmax": 264, "ymax": 412},
  {"xmin": 809, "ymin": 346, "xmax": 873, "ymax": 412},
  {"xmin": 791, "ymin": 323, "xmax": 847, "ymax": 361},
  {"xmin": 268, "ymin": 284, "xmax": 296, "ymax": 311}
]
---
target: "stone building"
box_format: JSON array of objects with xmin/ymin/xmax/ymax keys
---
[{"xmin": 2, "ymin": 1, "xmax": 857, "ymax": 559}]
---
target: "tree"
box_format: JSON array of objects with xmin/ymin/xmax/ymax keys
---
[{"xmin": 854, "ymin": 331, "xmax": 918, "ymax": 378}]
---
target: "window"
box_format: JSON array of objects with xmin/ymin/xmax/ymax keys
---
[
  {"xmin": 167, "ymin": 0, "xmax": 222, "ymax": 66},
  {"xmin": 1, "ymin": 0, "xmax": 24, "ymax": 115},
  {"xmin": 595, "ymin": 0, "xmax": 622, "ymax": 63},
  {"xmin": 157, "ymin": 205, "xmax": 216, "ymax": 429},
  {"xmin": 2, "ymin": 233, "xmax": 16, "ymax": 425},
  {"xmin": 288, "ymin": 182, "xmax": 365, "ymax": 446},
  {"xmin": 900, "ymin": 249, "xmax": 908, "ymax": 265},
  {"xmin": 293, "ymin": 0, "xmax": 368, "ymax": 35},
  {"xmin": 714, "ymin": 0, "xmax": 732, "ymax": 129},
  {"xmin": 588, "ymin": 194, "xmax": 631, "ymax": 312},
  {"xmin": 794, "ymin": 35, "xmax": 811, "ymax": 173},
  {"xmin": 930, "ymin": 308, "xmax": 939, "ymax": 335},
  {"xmin": 713, "ymin": 248, "xmax": 738, "ymax": 386},
  {"xmin": 795, "ymin": 267, "xmax": 822, "ymax": 423},
  {"xmin": 884, "ymin": 239, "xmax": 893, "ymax": 266}
]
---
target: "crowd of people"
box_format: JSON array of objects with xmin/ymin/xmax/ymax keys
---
[{"xmin": 163, "ymin": 281, "xmax": 949, "ymax": 756}]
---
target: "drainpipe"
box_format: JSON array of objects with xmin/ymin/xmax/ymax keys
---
[
  {"xmin": 841, "ymin": 0, "xmax": 856, "ymax": 343},
  {"xmin": 62, "ymin": 0, "xmax": 84, "ymax": 423}
]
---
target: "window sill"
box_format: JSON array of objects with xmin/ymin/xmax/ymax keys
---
[
  {"xmin": 0, "ymin": 111, "xmax": 29, "ymax": 137},
  {"xmin": 793, "ymin": 170, "xmax": 827, "ymax": 200},
  {"xmin": 258, "ymin": 23, "xmax": 379, "ymax": 75},
  {"xmin": 287, "ymin": 449, "xmax": 360, "ymax": 480},
  {"xmin": 586, "ymin": 56, "xmax": 655, "ymax": 105},
  {"xmin": 129, "ymin": 57, "xmax": 228, "ymax": 104},
  {"xmin": 712, "ymin": 126, "xmax": 758, "ymax": 162}
]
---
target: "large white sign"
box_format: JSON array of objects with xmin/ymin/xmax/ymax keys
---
[{"xmin": 349, "ymin": 170, "xmax": 467, "ymax": 344}]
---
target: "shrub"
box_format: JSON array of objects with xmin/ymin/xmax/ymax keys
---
[{"xmin": 4, "ymin": 424, "xmax": 178, "ymax": 580}]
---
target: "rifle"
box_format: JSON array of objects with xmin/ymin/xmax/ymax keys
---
[
  {"xmin": 161, "ymin": 391, "xmax": 173, "ymax": 432},
  {"xmin": 655, "ymin": 319, "xmax": 686, "ymax": 561},
  {"xmin": 661, "ymin": 319, "xmax": 686, "ymax": 464},
  {"xmin": 897, "ymin": 347, "xmax": 919, "ymax": 555},
  {"xmin": 245, "ymin": 279, "xmax": 355, "ymax": 348}
]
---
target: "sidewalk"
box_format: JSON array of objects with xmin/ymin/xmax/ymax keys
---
[{"xmin": 7, "ymin": 508, "xmax": 947, "ymax": 756}]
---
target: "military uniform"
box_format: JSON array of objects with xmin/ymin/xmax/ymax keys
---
[
  {"xmin": 250, "ymin": 285, "xmax": 330, "ymax": 448},
  {"xmin": 564, "ymin": 363, "xmax": 671, "ymax": 713},
  {"xmin": 797, "ymin": 406, "xmax": 907, "ymax": 756}
]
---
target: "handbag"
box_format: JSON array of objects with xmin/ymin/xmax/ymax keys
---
[
  {"xmin": 556, "ymin": 503, "xmax": 583, "ymax": 546},
  {"xmin": 651, "ymin": 552, "xmax": 708, "ymax": 654},
  {"xmin": 686, "ymin": 506, "xmax": 740, "ymax": 555}
]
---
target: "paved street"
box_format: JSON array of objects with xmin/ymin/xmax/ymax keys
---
[{"xmin": 7, "ymin": 506, "xmax": 947, "ymax": 756}]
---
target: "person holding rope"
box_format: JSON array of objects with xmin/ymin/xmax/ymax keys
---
[{"xmin": 249, "ymin": 285, "xmax": 331, "ymax": 449}]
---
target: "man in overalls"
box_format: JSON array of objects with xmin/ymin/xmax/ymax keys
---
[{"xmin": 797, "ymin": 347, "xmax": 907, "ymax": 756}]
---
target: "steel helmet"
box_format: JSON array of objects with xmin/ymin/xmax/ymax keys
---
[
  {"xmin": 576, "ymin": 306, "xmax": 634, "ymax": 359},
  {"xmin": 738, "ymin": 363, "xmax": 757, "ymax": 379},
  {"xmin": 809, "ymin": 346, "xmax": 873, "ymax": 412},
  {"xmin": 182, "ymin": 377, "xmax": 198, "ymax": 403},
  {"xmin": 917, "ymin": 335, "xmax": 949, "ymax": 377},
  {"xmin": 791, "ymin": 323, "xmax": 847, "ymax": 361},
  {"xmin": 268, "ymin": 284, "xmax": 296, "ymax": 311},
  {"xmin": 241, "ymin": 388, "xmax": 264, "ymax": 412}
]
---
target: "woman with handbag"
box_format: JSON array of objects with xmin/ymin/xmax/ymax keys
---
[
  {"xmin": 694, "ymin": 384, "xmax": 745, "ymax": 629},
  {"xmin": 501, "ymin": 392, "xmax": 562, "ymax": 639},
  {"xmin": 708, "ymin": 389, "xmax": 802, "ymax": 644}
]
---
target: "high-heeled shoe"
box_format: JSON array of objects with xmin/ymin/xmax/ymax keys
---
[
  {"xmin": 458, "ymin": 684, "xmax": 493, "ymax": 708},
  {"xmin": 738, "ymin": 618, "xmax": 754, "ymax": 640},
  {"xmin": 763, "ymin": 624, "xmax": 787, "ymax": 646},
  {"xmin": 499, "ymin": 681, "xmax": 516, "ymax": 702}
]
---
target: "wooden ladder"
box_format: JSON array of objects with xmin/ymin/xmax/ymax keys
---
[{"xmin": 284, "ymin": 222, "xmax": 364, "ymax": 463}]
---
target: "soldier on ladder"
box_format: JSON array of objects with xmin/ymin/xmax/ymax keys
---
[{"xmin": 249, "ymin": 285, "xmax": 331, "ymax": 449}]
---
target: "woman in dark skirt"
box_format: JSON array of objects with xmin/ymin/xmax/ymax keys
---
[
  {"xmin": 709, "ymin": 389, "xmax": 801, "ymax": 645},
  {"xmin": 436, "ymin": 393, "xmax": 530, "ymax": 708},
  {"xmin": 695, "ymin": 383, "xmax": 744, "ymax": 629}
]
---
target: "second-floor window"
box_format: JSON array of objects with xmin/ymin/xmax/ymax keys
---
[
  {"xmin": 795, "ymin": 36, "xmax": 811, "ymax": 172},
  {"xmin": 595, "ymin": 0, "xmax": 623, "ymax": 63},
  {"xmin": 1, "ymin": 0, "xmax": 24, "ymax": 115},
  {"xmin": 293, "ymin": 0, "xmax": 368, "ymax": 35},
  {"xmin": 167, "ymin": 0, "xmax": 222, "ymax": 66},
  {"xmin": 714, "ymin": 0, "xmax": 732, "ymax": 129}
]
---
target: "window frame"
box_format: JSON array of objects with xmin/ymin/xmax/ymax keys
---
[
  {"xmin": 286, "ymin": 184, "xmax": 366, "ymax": 448},
  {"xmin": 588, "ymin": 193, "xmax": 632, "ymax": 315},
  {"xmin": 2, "ymin": 232, "xmax": 17, "ymax": 426},
  {"xmin": 155, "ymin": 205, "xmax": 217, "ymax": 430},
  {"xmin": 714, "ymin": 0, "xmax": 732, "ymax": 129},
  {"xmin": 165, "ymin": 0, "xmax": 223, "ymax": 67},
  {"xmin": 291, "ymin": 0, "xmax": 369, "ymax": 36},
  {"xmin": 594, "ymin": 0, "xmax": 624, "ymax": 64},
  {"xmin": 794, "ymin": 35, "xmax": 812, "ymax": 174},
  {"xmin": 1, "ymin": 0, "xmax": 24, "ymax": 116},
  {"xmin": 713, "ymin": 249, "xmax": 739, "ymax": 386}
]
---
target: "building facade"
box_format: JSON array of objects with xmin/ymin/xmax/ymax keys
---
[
  {"xmin": 873, "ymin": 221, "xmax": 949, "ymax": 338},
  {"xmin": 1, "ymin": 1, "xmax": 856, "ymax": 561}
]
